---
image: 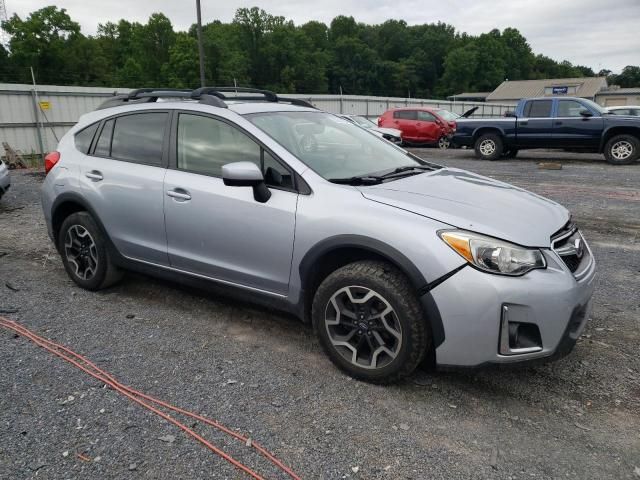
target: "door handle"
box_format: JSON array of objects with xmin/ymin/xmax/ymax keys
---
[
  {"xmin": 85, "ymin": 171, "xmax": 103, "ymax": 181},
  {"xmin": 166, "ymin": 189, "xmax": 192, "ymax": 201},
  {"xmin": 555, "ymin": 121, "xmax": 563, "ymax": 125},
  {"xmin": 519, "ymin": 121, "xmax": 528, "ymax": 126}
]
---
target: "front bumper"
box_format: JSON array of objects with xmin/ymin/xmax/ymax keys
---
[{"xmin": 427, "ymin": 243, "xmax": 596, "ymax": 367}]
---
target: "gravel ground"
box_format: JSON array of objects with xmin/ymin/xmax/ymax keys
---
[{"xmin": 0, "ymin": 150, "xmax": 639, "ymax": 479}]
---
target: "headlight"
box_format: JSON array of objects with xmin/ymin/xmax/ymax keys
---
[{"xmin": 439, "ymin": 230, "xmax": 546, "ymax": 276}]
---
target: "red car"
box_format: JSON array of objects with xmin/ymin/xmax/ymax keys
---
[{"xmin": 378, "ymin": 107, "xmax": 457, "ymax": 148}]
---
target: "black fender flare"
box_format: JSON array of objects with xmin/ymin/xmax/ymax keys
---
[{"xmin": 298, "ymin": 234, "xmax": 447, "ymax": 347}]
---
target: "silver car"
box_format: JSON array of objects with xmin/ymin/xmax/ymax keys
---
[
  {"xmin": 40, "ymin": 87, "xmax": 596, "ymax": 383},
  {"xmin": 337, "ymin": 114, "xmax": 403, "ymax": 143},
  {"xmin": 0, "ymin": 159, "xmax": 10, "ymax": 199}
]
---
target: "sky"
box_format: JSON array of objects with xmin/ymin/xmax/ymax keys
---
[{"xmin": 5, "ymin": 0, "xmax": 640, "ymax": 73}]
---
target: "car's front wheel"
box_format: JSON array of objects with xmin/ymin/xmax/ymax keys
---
[
  {"xmin": 437, "ymin": 136, "xmax": 450, "ymax": 149},
  {"xmin": 312, "ymin": 261, "xmax": 429, "ymax": 383},
  {"xmin": 58, "ymin": 212, "xmax": 123, "ymax": 291},
  {"xmin": 474, "ymin": 133, "xmax": 503, "ymax": 160},
  {"xmin": 604, "ymin": 134, "xmax": 639, "ymax": 165}
]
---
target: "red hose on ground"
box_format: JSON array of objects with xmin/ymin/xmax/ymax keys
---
[{"xmin": 0, "ymin": 317, "xmax": 302, "ymax": 480}]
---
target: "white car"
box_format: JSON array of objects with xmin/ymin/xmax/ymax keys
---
[
  {"xmin": 606, "ymin": 106, "xmax": 640, "ymax": 116},
  {"xmin": 0, "ymin": 159, "xmax": 10, "ymax": 200},
  {"xmin": 338, "ymin": 115, "xmax": 403, "ymax": 143}
]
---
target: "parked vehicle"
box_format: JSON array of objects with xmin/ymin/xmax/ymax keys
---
[
  {"xmin": 606, "ymin": 106, "xmax": 640, "ymax": 116},
  {"xmin": 337, "ymin": 114, "xmax": 402, "ymax": 143},
  {"xmin": 378, "ymin": 107, "xmax": 455, "ymax": 149},
  {"xmin": 41, "ymin": 87, "xmax": 596, "ymax": 383},
  {"xmin": 0, "ymin": 159, "xmax": 10, "ymax": 200},
  {"xmin": 453, "ymin": 96, "xmax": 640, "ymax": 164}
]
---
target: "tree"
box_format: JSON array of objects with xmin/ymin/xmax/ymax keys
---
[{"xmin": 612, "ymin": 66, "xmax": 640, "ymax": 87}]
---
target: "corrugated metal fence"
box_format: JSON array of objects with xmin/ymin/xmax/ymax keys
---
[{"xmin": 0, "ymin": 84, "xmax": 515, "ymax": 157}]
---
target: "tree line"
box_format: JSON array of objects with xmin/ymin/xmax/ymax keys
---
[{"xmin": 1, "ymin": 6, "xmax": 639, "ymax": 98}]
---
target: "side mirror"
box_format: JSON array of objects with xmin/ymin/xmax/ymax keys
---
[
  {"xmin": 579, "ymin": 109, "xmax": 593, "ymax": 118},
  {"xmin": 222, "ymin": 161, "xmax": 271, "ymax": 203}
]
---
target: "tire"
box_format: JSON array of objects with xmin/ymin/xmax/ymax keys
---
[
  {"xmin": 502, "ymin": 148, "xmax": 519, "ymax": 159},
  {"xmin": 312, "ymin": 260, "xmax": 430, "ymax": 384},
  {"xmin": 437, "ymin": 136, "xmax": 450, "ymax": 150},
  {"xmin": 474, "ymin": 133, "xmax": 503, "ymax": 160},
  {"xmin": 58, "ymin": 212, "xmax": 123, "ymax": 291},
  {"xmin": 603, "ymin": 134, "xmax": 639, "ymax": 165}
]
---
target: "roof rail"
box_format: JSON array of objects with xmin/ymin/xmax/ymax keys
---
[{"xmin": 96, "ymin": 86, "xmax": 316, "ymax": 110}]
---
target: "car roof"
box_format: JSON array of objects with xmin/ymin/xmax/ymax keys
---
[{"xmin": 606, "ymin": 105, "xmax": 640, "ymax": 109}]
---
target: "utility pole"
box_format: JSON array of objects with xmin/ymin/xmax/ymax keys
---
[{"xmin": 195, "ymin": 0, "xmax": 206, "ymax": 87}]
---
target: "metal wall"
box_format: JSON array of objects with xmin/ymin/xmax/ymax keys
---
[{"xmin": 0, "ymin": 84, "xmax": 515, "ymax": 156}]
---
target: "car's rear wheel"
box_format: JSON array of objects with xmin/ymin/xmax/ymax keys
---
[
  {"xmin": 474, "ymin": 133, "xmax": 503, "ymax": 160},
  {"xmin": 58, "ymin": 212, "xmax": 123, "ymax": 291},
  {"xmin": 312, "ymin": 261, "xmax": 429, "ymax": 384},
  {"xmin": 604, "ymin": 134, "xmax": 639, "ymax": 165}
]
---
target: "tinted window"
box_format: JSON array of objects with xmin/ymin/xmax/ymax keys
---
[
  {"xmin": 611, "ymin": 109, "xmax": 630, "ymax": 115},
  {"xmin": 110, "ymin": 113, "xmax": 167, "ymax": 165},
  {"xmin": 393, "ymin": 110, "xmax": 417, "ymax": 120},
  {"xmin": 263, "ymin": 151, "xmax": 294, "ymax": 189},
  {"xmin": 417, "ymin": 111, "xmax": 437, "ymax": 122},
  {"xmin": 524, "ymin": 100, "xmax": 552, "ymax": 118},
  {"xmin": 94, "ymin": 119, "xmax": 114, "ymax": 157},
  {"xmin": 74, "ymin": 123, "xmax": 99, "ymax": 154},
  {"xmin": 557, "ymin": 100, "xmax": 588, "ymax": 117},
  {"xmin": 177, "ymin": 114, "xmax": 261, "ymax": 177}
]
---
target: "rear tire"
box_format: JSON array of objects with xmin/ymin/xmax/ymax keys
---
[
  {"xmin": 604, "ymin": 134, "xmax": 639, "ymax": 165},
  {"xmin": 474, "ymin": 133, "xmax": 503, "ymax": 160},
  {"xmin": 437, "ymin": 136, "xmax": 450, "ymax": 150},
  {"xmin": 58, "ymin": 212, "xmax": 123, "ymax": 291},
  {"xmin": 312, "ymin": 260, "xmax": 429, "ymax": 384}
]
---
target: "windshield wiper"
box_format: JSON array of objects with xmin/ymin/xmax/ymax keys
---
[
  {"xmin": 377, "ymin": 165, "xmax": 434, "ymax": 179},
  {"xmin": 328, "ymin": 175, "xmax": 384, "ymax": 185}
]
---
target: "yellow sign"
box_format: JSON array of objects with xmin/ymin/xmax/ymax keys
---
[{"xmin": 39, "ymin": 101, "xmax": 51, "ymax": 110}]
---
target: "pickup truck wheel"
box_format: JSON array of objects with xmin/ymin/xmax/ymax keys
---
[
  {"xmin": 604, "ymin": 134, "xmax": 639, "ymax": 165},
  {"xmin": 474, "ymin": 133, "xmax": 503, "ymax": 160},
  {"xmin": 312, "ymin": 260, "xmax": 429, "ymax": 384},
  {"xmin": 502, "ymin": 148, "xmax": 519, "ymax": 159}
]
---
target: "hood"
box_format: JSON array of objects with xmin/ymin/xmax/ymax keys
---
[
  {"xmin": 359, "ymin": 168, "xmax": 569, "ymax": 247},
  {"xmin": 461, "ymin": 106, "xmax": 479, "ymax": 118},
  {"xmin": 373, "ymin": 126, "xmax": 402, "ymax": 137}
]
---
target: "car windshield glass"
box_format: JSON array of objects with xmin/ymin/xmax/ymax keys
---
[
  {"xmin": 434, "ymin": 109, "xmax": 459, "ymax": 121},
  {"xmin": 352, "ymin": 116, "xmax": 376, "ymax": 128},
  {"xmin": 247, "ymin": 111, "xmax": 430, "ymax": 180}
]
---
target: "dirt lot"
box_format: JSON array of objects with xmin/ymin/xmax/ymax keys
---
[{"xmin": 1, "ymin": 149, "xmax": 639, "ymax": 479}]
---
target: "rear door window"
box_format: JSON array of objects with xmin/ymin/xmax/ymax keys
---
[
  {"xmin": 94, "ymin": 119, "xmax": 114, "ymax": 157},
  {"xmin": 393, "ymin": 110, "xmax": 418, "ymax": 120},
  {"xmin": 74, "ymin": 123, "xmax": 99, "ymax": 154},
  {"xmin": 111, "ymin": 113, "xmax": 168, "ymax": 165},
  {"xmin": 524, "ymin": 100, "xmax": 552, "ymax": 118}
]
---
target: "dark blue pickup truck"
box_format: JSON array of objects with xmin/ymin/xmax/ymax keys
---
[{"xmin": 453, "ymin": 96, "xmax": 640, "ymax": 164}]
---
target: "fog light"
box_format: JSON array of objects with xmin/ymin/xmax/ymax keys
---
[{"xmin": 499, "ymin": 305, "xmax": 543, "ymax": 355}]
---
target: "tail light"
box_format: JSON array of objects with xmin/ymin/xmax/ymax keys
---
[{"xmin": 44, "ymin": 151, "xmax": 60, "ymax": 174}]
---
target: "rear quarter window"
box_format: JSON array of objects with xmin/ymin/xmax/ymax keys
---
[{"xmin": 74, "ymin": 123, "xmax": 99, "ymax": 154}]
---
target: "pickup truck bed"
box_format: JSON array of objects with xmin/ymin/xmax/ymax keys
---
[{"xmin": 452, "ymin": 96, "xmax": 640, "ymax": 165}]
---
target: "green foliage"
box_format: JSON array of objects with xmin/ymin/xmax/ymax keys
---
[{"xmin": 1, "ymin": 6, "xmax": 637, "ymax": 96}]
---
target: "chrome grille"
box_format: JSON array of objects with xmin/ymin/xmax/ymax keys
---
[{"xmin": 551, "ymin": 224, "xmax": 590, "ymax": 276}]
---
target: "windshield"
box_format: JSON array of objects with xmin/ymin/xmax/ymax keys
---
[
  {"xmin": 247, "ymin": 111, "xmax": 428, "ymax": 180},
  {"xmin": 352, "ymin": 116, "xmax": 377, "ymax": 128},
  {"xmin": 434, "ymin": 109, "xmax": 459, "ymax": 121}
]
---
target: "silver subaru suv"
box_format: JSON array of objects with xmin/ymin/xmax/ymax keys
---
[{"xmin": 41, "ymin": 87, "xmax": 596, "ymax": 383}]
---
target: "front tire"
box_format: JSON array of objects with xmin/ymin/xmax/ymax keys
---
[
  {"xmin": 474, "ymin": 133, "xmax": 503, "ymax": 160},
  {"xmin": 604, "ymin": 134, "xmax": 639, "ymax": 165},
  {"xmin": 312, "ymin": 261, "xmax": 429, "ymax": 384},
  {"xmin": 58, "ymin": 212, "xmax": 123, "ymax": 291}
]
